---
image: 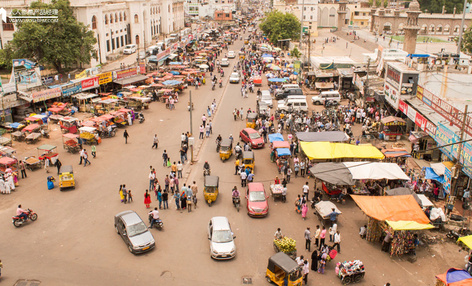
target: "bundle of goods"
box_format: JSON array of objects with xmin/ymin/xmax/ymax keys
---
[
  {"xmin": 337, "ymin": 260, "xmax": 365, "ymax": 276},
  {"xmin": 274, "ymin": 237, "xmax": 296, "ymax": 253}
]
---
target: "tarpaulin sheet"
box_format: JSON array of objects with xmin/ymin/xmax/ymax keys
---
[
  {"xmin": 295, "ymin": 131, "xmax": 349, "ymax": 142},
  {"xmin": 436, "ymin": 268, "xmax": 472, "ymax": 286},
  {"xmin": 386, "ymin": 220, "xmax": 434, "ymax": 230},
  {"xmin": 351, "ymin": 195, "xmax": 431, "ymax": 224},
  {"xmin": 385, "ymin": 187, "xmax": 421, "ymax": 205},
  {"xmin": 423, "ymin": 167, "xmax": 445, "ymax": 184},
  {"xmin": 276, "ymin": 148, "xmax": 291, "ymax": 156},
  {"xmin": 309, "ymin": 163, "xmax": 354, "ymax": 185},
  {"xmin": 268, "ymin": 133, "xmax": 284, "ymax": 143},
  {"xmin": 344, "ymin": 162, "xmax": 410, "ymax": 181},
  {"xmin": 458, "ymin": 236, "xmax": 472, "ymax": 250},
  {"xmin": 300, "ymin": 142, "xmax": 385, "ymax": 160},
  {"xmin": 272, "ymin": 141, "xmax": 290, "ymax": 149},
  {"xmin": 382, "ymin": 148, "xmax": 410, "ymax": 158}
]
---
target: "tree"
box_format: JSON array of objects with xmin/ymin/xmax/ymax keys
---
[
  {"xmin": 0, "ymin": 0, "xmax": 97, "ymax": 73},
  {"xmin": 259, "ymin": 11, "xmax": 301, "ymax": 44},
  {"xmin": 458, "ymin": 28, "xmax": 472, "ymax": 54},
  {"xmin": 417, "ymin": 0, "xmax": 464, "ymax": 13},
  {"xmin": 290, "ymin": 47, "xmax": 301, "ymax": 58}
]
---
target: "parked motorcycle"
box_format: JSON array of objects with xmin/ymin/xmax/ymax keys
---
[
  {"xmin": 203, "ymin": 168, "xmax": 211, "ymax": 176},
  {"xmin": 41, "ymin": 129, "xmax": 50, "ymax": 139},
  {"xmin": 12, "ymin": 209, "xmax": 38, "ymax": 227},
  {"xmin": 148, "ymin": 214, "xmax": 164, "ymax": 230},
  {"xmin": 138, "ymin": 113, "xmax": 145, "ymax": 124}
]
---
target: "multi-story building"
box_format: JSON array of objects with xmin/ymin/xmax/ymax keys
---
[
  {"xmin": 0, "ymin": 0, "xmax": 185, "ymax": 66},
  {"xmin": 273, "ymin": 0, "xmax": 318, "ymax": 36},
  {"xmin": 184, "ymin": 0, "xmax": 236, "ymax": 20}
]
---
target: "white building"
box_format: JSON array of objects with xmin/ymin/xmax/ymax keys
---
[
  {"xmin": 184, "ymin": 0, "xmax": 236, "ymax": 19},
  {"xmin": 273, "ymin": 0, "xmax": 318, "ymax": 37},
  {"xmin": 0, "ymin": 0, "xmax": 185, "ymax": 66}
]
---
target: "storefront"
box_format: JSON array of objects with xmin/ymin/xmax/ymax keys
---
[{"xmin": 384, "ymin": 62, "xmax": 419, "ymax": 110}]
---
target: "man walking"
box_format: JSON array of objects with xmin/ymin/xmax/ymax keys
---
[
  {"xmin": 162, "ymin": 150, "xmax": 168, "ymax": 167},
  {"xmin": 152, "ymin": 134, "xmax": 159, "ymax": 149},
  {"xmin": 333, "ymin": 231, "xmax": 341, "ymax": 253},
  {"xmin": 304, "ymin": 227, "xmax": 312, "ymax": 251},
  {"xmin": 19, "ymin": 161, "xmax": 27, "ymax": 179},
  {"xmin": 83, "ymin": 150, "xmax": 91, "ymax": 167},
  {"xmin": 123, "ymin": 130, "xmax": 129, "ymax": 144},
  {"xmin": 177, "ymin": 161, "xmax": 183, "ymax": 179},
  {"xmin": 55, "ymin": 158, "xmax": 62, "ymax": 175},
  {"xmin": 240, "ymin": 171, "xmax": 247, "ymax": 187},
  {"xmin": 162, "ymin": 191, "xmax": 169, "ymax": 209}
]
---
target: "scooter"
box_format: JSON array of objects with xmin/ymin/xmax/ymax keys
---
[
  {"xmin": 148, "ymin": 215, "xmax": 164, "ymax": 230},
  {"xmin": 212, "ymin": 83, "xmax": 216, "ymax": 91},
  {"xmin": 233, "ymin": 197, "xmax": 240, "ymax": 212},
  {"xmin": 219, "ymin": 81, "xmax": 223, "ymax": 88},
  {"xmin": 138, "ymin": 113, "xmax": 145, "ymax": 123},
  {"xmin": 203, "ymin": 168, "xmax": 211, "ymax": 176},
  {"xmin": 12, "ymin": 209, "xmax": 38, "ymax": 227}
]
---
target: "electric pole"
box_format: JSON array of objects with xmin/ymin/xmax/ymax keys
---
[
  {"xmin": 457, "ymin": 0, "xmax": 469, "ymax": 54},
  {"xmin": 450, "ymin": 105, "xmax": 468, "ymax": 214}
]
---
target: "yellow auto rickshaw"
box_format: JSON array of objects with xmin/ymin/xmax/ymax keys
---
[
  {"xmin": 219, "ymin": 138, "xmax": 233, "ymax": 161},
  {"xmin": 239, "ymin": 51, "xmax": 245, "ymax": 60},
  {"xmin": 246, "ymin": 113, "xmax": 258, "ymax": 129},
  {"xmin": 204, "ymin": 175, "xmax": 219, "ymax": 206},
  {"xmin": 59, "ymin": 165, "xmax": 75, "ymax": 191},
  {"xmin": 242, "ymin": 151, "xmax": 255, "ymax": 173},
  {"xmin": 266, "ymin": 252, "xmax": 303, "ymax": 286}
]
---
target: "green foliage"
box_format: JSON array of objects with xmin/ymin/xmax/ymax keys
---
[
  {"xmin": 259, "ymin": 11, "xmax": 301, "ymax": 44},
  {"xmin": 368, "ymin": 0, "xmax": 385, "ymax": 7},
  {"xmin": 459, "ymin": 28, "xmax": 472, "ymax": 54},
  {"xmin": 291, "ymin": 47, "xmax": 301, "ymax": 58},
  {"xmin": 0, "ymin": 0, "xmax": 97, "ymax": 73},
  {"xmin": 417, "ymin": 0, "xmax": 464, "ymax": 13}
]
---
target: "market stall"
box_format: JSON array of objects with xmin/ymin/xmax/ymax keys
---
[
  {"xmin": 380, "ymin": 116, "xmax": 406, "ymax": 141},
  {"xmin": 435, "ymin": 268, "xmax": 472, "ymax": 286},
  {"xmin": 296, "ymin": 131, "xmax": 349, "ymax": 143},
  {"xmin": 301, "ymin": 142, "xmax": 385, "ymax": 161}
]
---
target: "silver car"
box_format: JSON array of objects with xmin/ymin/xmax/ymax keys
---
[
  {"xmin": 229, "ymin": 72, "xmax": 240, "ymax": 83},
  {"xmin": 208, "ymin": 216, "xmax": 236, "ymax": 260},
  {"xmin": 114, "ymin": 210, "xmax": 155, "ymax": 254},
  {"xmin": 220, "ymin": 58, "xmax": 230, "ymax": 67}
]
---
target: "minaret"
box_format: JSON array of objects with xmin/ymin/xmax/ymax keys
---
[
  {"xmin": 403, "ymin": 0, "xmax": 421, "ymax": 54},
  {"xmin": 337, "ymin": 1, "xmax": 347, "ymax": 30},
  {"xmin": 370, "ymin": 2, "xmax": 377, "ymax": 32}
]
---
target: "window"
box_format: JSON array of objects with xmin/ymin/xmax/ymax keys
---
[
  {"xmin": 354, "ymin": 11, "xmax": 359, "ymax": 16},
  {"xmin": 116, "ymin": 37, "xmax": 119, "ymax": 48},
  {"xmin": 111, "ymin": 38, "xmax": 115, "ymax": 50},
  {"xmin": 361, "ymin": 21, "xmax": 364, "ymax": 25},
  {"xmin": 363, "ymin": 13, "xmax": 366, "ymax": 16},
  {"xmin": 311, "ymin": 7, "xmax": 313, "ymax": 11},
  {"xmin": 304, "ymin": 7, "xmax": 306, "ymax": 11},
  {"xmin": 91, "ymin": 16, "xmax": 97, "ymax": 29},
  {"xmin": 121, "ymin": 35, "xmax": 124, "ymax": 46},
  {"xmin": 119, "ymin": 13, "xmax": 122, "ymax": 21},
  {"xmin": 123, "ymin": 13, "xmax": 126, "ymax": 21},
  {"xmin": 106, "ymin": 40, "xmax": 110, "ymax": 52},
  {"xmin": 134, "ymin": 14, "xmax": 139, "ymax": 23},
  {"xmin": 168, "ymin": 5, "xmax": 170, "ymax": 12},
  {"xmin": 226, "ymin": 13, "xmax": 230, "ymax": 17},
  {"xmin": 115, "ymin": 13, "xmax": 118, "ymax": 23},
  {"xmin": 110, "ymin": 14, "xmax": 113, "ymax": 23},
  {"xmin": 105, "ymin": 14, "xmax": 108, "ymax": 24},
  {"xmin": 310, "ymin": 15, "xmax": 313, "ymax": 19},
  {"xmin": 125, "ymin": 35, "xmax": 128, "ymax": 44},
  {"xmin": 303, "ymin": 15, "xmax": 306, "ymax": 19},
  {"xmin": 309, "ymin": 25, "xmax": 311, "ymax": 29}
]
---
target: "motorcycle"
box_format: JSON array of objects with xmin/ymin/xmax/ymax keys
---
[
  {"xmin": 212, "ymin": 83, "xmax": 216, "ymax": 91},
  {"xmin": 233, "ymin": 197, "xmax": 240, "ymax": 212},
  {"xmin": 235, "ymin": 148, "xmax": 242, "ymax": 160},
  {"xmin": 148, "ymin": 214, "xmax": 164, "ymax": 230},
  {"xmin": 100, "ymin": 126, "xmax": 117, "ymax": 138},
  {"xmin": 138, "ymin": 113, "xmax": 145, "ymax": 124},
  {"xmin": 203, "ymin": 168, "xmax": 211, "ymax": 176},
  {"xmin": 41, "ymin": 129, "xmax": 50, "ymax": 139},
  {"xmin": 219, "ymin": 81, "xmax": 223, "ymax": 88},
  {"xmin": 12, "ymin": 209, "xmax": 38, "ymax": 227}
]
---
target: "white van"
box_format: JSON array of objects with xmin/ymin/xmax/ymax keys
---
[
  {"xmin": 281, "ymin": 84, "xmax": 300, "ymax": 90},
  {"xmin": 311, "ymin": 90, "xmax": 341, "ymax": 105},
  {"xmin": 164, "ymin": 38, "xmax": 173, "ymax": 47},
  {"xmin": 277, "ymin": 98, "xmax": 308, "ymax": 112},
  {"xmin": 277, "ymin": 95, "xmax": 307, "ymax": 105},
  {"xmin": 259, "ymin": 90, "xmax": 272, "ymax": 107}
]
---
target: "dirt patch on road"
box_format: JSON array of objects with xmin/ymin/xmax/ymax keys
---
[{"xmin": 334, "ymin": 30, "xmax": 379, "ymax": 53}]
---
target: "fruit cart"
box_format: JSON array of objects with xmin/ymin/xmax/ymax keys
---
[
  {"xmin": 273, "ymin": 237, "xmax": 297, "ymax": 260},
  {"xmin": 336, "ymin": 260, "xmax": 365, "ymax": 285},
  {"xmin": 270, "ymin": 184, "xmax": 285, "ymax": 201},
  {"xmin": 24, "ymin": 156, "xmax": 42, "ymax": 171},
  {"xmin": 62, "ymin": 133, "xmax": 80, "ymax": 153},
  {"xmin": 79, "ymin": 127, "xmax": 101, "ymax": 145}
]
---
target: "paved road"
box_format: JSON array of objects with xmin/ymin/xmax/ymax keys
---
[{"xmin": 0, "ymin": 35, "xmax": 465, "ymax": 286}]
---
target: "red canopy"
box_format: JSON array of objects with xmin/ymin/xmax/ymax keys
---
[
  {"xmin": 63, "ymin": 133, "xmax": 79, "ymax": 139},
  {"xmin": 0, "ymin": 157, "xmax": 16, "ymax": 165},
  {"xmin": 23, "ymin": 124, "xmax": 41, "ymax": 132}
]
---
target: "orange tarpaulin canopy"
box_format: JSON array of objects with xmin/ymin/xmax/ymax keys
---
[
  {"xmin": 351, "ymin": 195, "xmax": 430, "ymax": 224},
  {"xmin": 436, "ymin": 268, "xmax": 472, "ymax": 286}
]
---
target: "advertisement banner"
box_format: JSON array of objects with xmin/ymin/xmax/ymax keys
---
[
  {"xmin": 32, "ymin": 87, "xmax": 61, "ymax": 103},
  {"xmin": 98, "ymin": 72, "xmax": 112, "ymax": 85},
  {"xmin": 1, "ymin": 82, "xmax": 16, "ymax": 94},
  {"xmin": 444, "ymin": 166, "xmax": 452, "ymax": 194},
  {"xmin": 425, "ymin": 121, "xmax": 437, "ymax": 137},
  {"xmin": 435, "ymin": 123, "xmax": 459, "ymax": 160},
  {"xmin": 414, "ymin": 113, "xmax": 427, "ymax": 130},
  {"xmin": 12, "ymin": 59, "xmax": 35, "ymax": 69},
  {"xmin": 114, "ymin": 67, "xmax": 139, "ymax": 80},
  {"xmin": 407, "ymin": 105, "xmax": 417, "ymax": 122},
  {"xmin": 81, "ymin": 76, "xmax": 99, "ymax": 91},
  {"xmin": 398, "ymin": 100, "xmax": 408, "ymax": 114},
  {"xmin": 384, "ymin": 82, "xmax": 399, "ymax": 110},
  {"xmin": 62, "ymin": 82, "xmax": 82, "ymax": 97},
  {"xmin": 75, "ymin": 70, "xmax": 87, "ymax": 79},
  {"xmin": 139, "ymin": 61, "xmax": 146, "ymax": 74}
]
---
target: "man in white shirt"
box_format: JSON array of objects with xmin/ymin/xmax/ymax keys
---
[
  {"xmin": 240, "ymin": 171, "xmax": 247, "ymax": 187},
  {"xmin": 295, "ymin": 255, "xmax": 304, "ymax": 266},
  {"xmin": 149, "ymin": 207, "xmax": 160, "ymax": 228},
  {"xmin": 149, "ymin": 171, "xmax": 156, "ymax": 191},
  {"xmin": 177, "ymin": 161, "xmax": 183, "ymax": 179},
  {"xmin": 333, "ymin": 231, "xmax": 341, "ymax": 253},
  {"xmin": 302, "ymin": 182, "xmax": 310, "ymax": 198}
]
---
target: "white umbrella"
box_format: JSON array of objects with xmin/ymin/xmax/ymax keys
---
[{"xmin": 200, "ymin": 64, "xmax": 209, "ymax": 69}]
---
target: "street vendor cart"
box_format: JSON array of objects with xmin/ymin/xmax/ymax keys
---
[
  {"xmin": 38, "ymin": 144, "xmax": 58, "ymax": 164},
  {"xmin": 79, "ymin": 127, "xmax": 101, "ymax": 145},
  {"xmin": 273, "ymin": 236, "xmax": 297, "ymax": 260},
  {"xmin": 314, "ymin": 201, "xmax": 342, "ymax": 226},
  {"xmin": 24, "ymin": 156, "xmax": 42, "ymax": 171},
  {"xmin": 380, "ymin": 116, "xmax": 406, "ymax": 141},
  {"xmin": 336, "ymin": 260, "xmax": 365, "ymax": 285},
  {"xmin": 59, "ymin": 117, "xmax": 79, "ymax": 134},
  {"xmin": 270, "ymin": 184, "xmax": 286, "ymax": 202},
  {"xmin": 62, "ymin": 133, "xmax": 80, "ymax": 153},
  {"xmin": 25, "ymin": 132, "xmax": 41, "ymax": 144},
  {"xmin": 0, "ymin": 156, "xmax": 18, "ymax": 175}
]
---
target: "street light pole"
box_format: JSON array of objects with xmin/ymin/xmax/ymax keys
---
[
  {"xmin": 450, "ymin": 105, "xmax": 468, "ymax": 214},
  {"xmin": 457, "ymin": 0, "xmax": 469, "ymax": 54},
  {"xmin": 299, "ymin": 0, "xmax": 305, "ymax": 49},
  {"xmin": 189, "ymin": 90, "xmax": 194, "ymax": 163}
]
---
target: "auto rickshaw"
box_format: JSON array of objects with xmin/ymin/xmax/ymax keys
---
[
  {"xmin": 246, "ymin": 113, "xmax": 258, "ymax": 129},
  {"xmin": 266, "ymin": 252, "xmax": 303, "ymax": 286},
  {"xmin": 219, "ymin": 138, "xmax": 233, "ymax": 161},
  {"xmin": 59, "ymin": 165, "xmax": 75, "ymax": 191},
  {"xmin": 204, "ymin": 175, "xmax": 219, "ymax": 206},
  {"xmin": 239, "ymin": 51, "xmax": 245, "ymax": 60},
  {"xmin": 242, "ymin": 151, "xmax": 255, "ymax": 173}
]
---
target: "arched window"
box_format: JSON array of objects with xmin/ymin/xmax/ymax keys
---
[
  {"xmin": 123, "ymin": 13, "xmax": 127, "ymax": 21},
  {"xmin": 135, "ymin": 35, "xmax": 140, "ymax": 45},
  {"xmin": 115, "ymin": 13, "xmax": 118, "ymax": 23},
  {"xmin": 119, "ymin": 12, "xmax": 122, "ymax": 21},
  {"xmin": 105, "ymin": 14, "xmax": 108, "ymax": 24},
  {"xmin": 110, "ymin": 14, "xmax": 114, "ymax": 23},
  {"xmin": 429, "ymin": 25, "xmax": 435, "ymax": 33},
  {"xmin": 134, "ymin": 14, "xmax": 139, "ymax": 23},
  {"xmin": 92, "ymin": 15, "xmax": 97, "ymax": 29}
]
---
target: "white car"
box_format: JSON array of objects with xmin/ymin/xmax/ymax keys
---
[
  {"xmin": 220, "ymin": 58, "xmax": 230, "ymax": 67},
  {"xmin": 229, "ymin": 72, "xmax": 240, "ymax": 83},
  {"xmin": 227, "ymin": 51, "xmax": 235, "ymax": 59},
  {"xmin": 259, "ymin": 90, "xmax": 273, "ymax": 108},
  {"xmin": 208, "ymin": 216, "xmax": 236, "ymax": 260},
  {"xmin": 123, "ymin": 44, "xmax": 137, "ymax": 55}
]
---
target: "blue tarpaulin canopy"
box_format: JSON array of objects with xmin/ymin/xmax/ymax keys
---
[
  {"xmin": 435, "ymin": 268, "xmax": 472, "ymax": 285},
  {"xmin": 268, "ymin": 78, "xmax": 287, "ymax": 83},
  {"xmin": 262, "ymin": 53, "xmax": 273, "ymax": 58},
  {"xmin": 408, "ymin": 54, "xmax": 430, "ymax": 58},
  {"xmin": 162, "ymin": 80, "xmax": 182, "ymax": 86},
  {"xmin": 423, "ymin": 167, "xmax": 445, "ymax": 184},
  {"xmin": 276, "ymin": 148, "xmax": 291, "ymax": 156},
  {"xmin": 269, "ymin": 133, "xmax": 284, "ymax": 143},
  {"xmin": 169, "ymin": 62, "xmax": 183, "ymax": 65},
  {"xmin": 169, "ymin": 71, "xmax": 180, "ymax": 75}
]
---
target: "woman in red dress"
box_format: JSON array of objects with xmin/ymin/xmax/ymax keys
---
[{"xmin": 144, "ymin": 190, "xmax": 151, "ymax": 208}]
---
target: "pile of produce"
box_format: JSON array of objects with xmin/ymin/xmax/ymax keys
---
[
  {"xmin": 338, "ymin": 260, "xmax": 365, "ymax": 276},
  {"xmin": 274, "ymin": 237, "xmax": 296, "ymax": 253}
]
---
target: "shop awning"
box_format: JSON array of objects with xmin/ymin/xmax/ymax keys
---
[
  {"xmin": 458, "ymin": 236, "xmax": 472, "ymax": 250},
  {"xmin": 309, "ymin": 162, "xmax": 354, "ymax": 185},
  {"xmin": 296, "ymin": 131, "xmax": 349, "ymax": 142},
  {"xmin": 382, "ymin": 148, "xmax": 410, "ymax": 158},
  {"xmin": 436, "ymin": 268, "xmax": 472, "ymax": 286},
  {"xmin": 344, "ymin": 162, "xmax": 410, "ymax": 181},
  {"xmin": 385, "ymin": 187, "xmax": 421, "ymax": 205},
  {"xmin": 386, "ymin": 220, "xmax": 434, "ymax": 230},
  {"xmin": 113, "ymin": 75, "xmax": 149, "ymax": 86},
  {"xmin": 381, "ymin": 116, "xmax": 406, "ymax": 125},
  {"xmin": 423, "ymin": 167, "xmax": 446, "ymax": 184},
  {"xmin": 351, "ymin": 195, "xmax": 431, "ymax": 224},
  {"xmin": 301, "ymin": 142, "xmax": 385, "ymax": 160}
]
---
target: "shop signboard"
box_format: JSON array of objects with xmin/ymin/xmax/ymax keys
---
[
  {"xmin": 98, "ymin": 72, "xmax": 112, "ymax": 85},
  {"xmin": 81, "ymin": 76, "xmax": 99, "ymax": 91},
  {"xmin": 398, "ymin": 100, "xmax": 408, "ymax": 114},
  {"xmin": 1, "ymin": 82, "xmax": 16, "ymax": 94},
  {"xmin": 444, "ymin": 166, "xmax": 452, "ymax": 194},
  {"xmin": 425, "ymin": 121, "xmax": 437, "ymax": 137},
  {"xmin": 414, "ymin": 112, "xmax": 427, "ymax": 130},
  {"xmin": 61, "ymin": 82, "xmax": 82, "ymax": 97},
  {"xmin": 32, "ymin": 87, "xmax": 61, "ymax": 103},
  {"xmin": 460, "ymin": 142, "xmax": 472, "ymax": 178},
  {"xmin": 114, "ymin": 67, "xmax": 139, "ymax": 80},
  {"xmin": 435, "ymin": 123, "xmax": 459, "ymax": 160},
  {"xmin": 384, "ymin": 82, "xmax": 399, "ymax": 109}
]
